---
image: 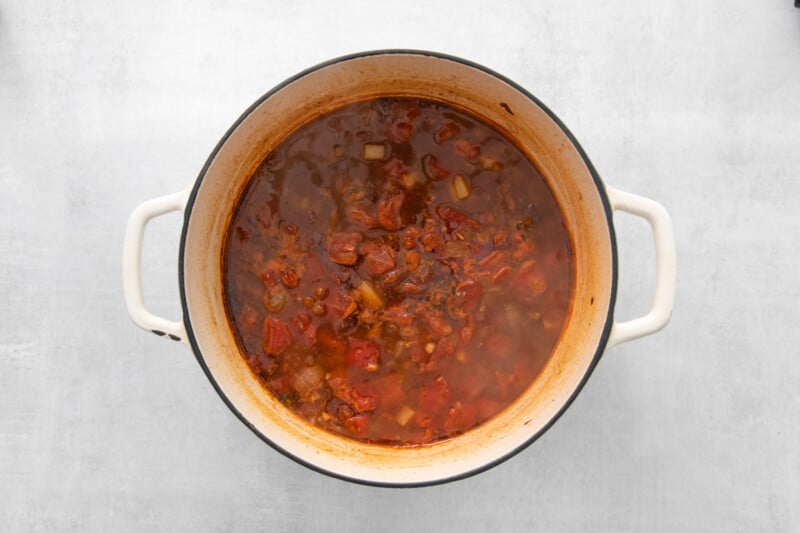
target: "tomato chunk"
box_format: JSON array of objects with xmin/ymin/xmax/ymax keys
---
[
  {"xmin": 377, "ymin": 192, "xmax": 404, "ymax": 231},
  {"xmin": 350, "ymin": 384, "xmax": 377, "ymax": 412},
  {"xmin": 343, "ymin": 413, "xmax": 370, "ymax": 435},
  {"xmin": 263, "ymin": 317, "xmax": 292, "ymax": 355},
  {"xmin": 363, "ymin": 241, "xmax": 396, "ymax": 276},
  {"xmin": 346, "ymin": 338, "xmax": 380, "ymax": 371}
]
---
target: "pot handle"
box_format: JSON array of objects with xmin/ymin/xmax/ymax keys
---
[
  {"xmin": 606, "ymin": 186, "xmax": 676, "ymax": 347},
  {"xmin": 123, "ymin": 188, "xmax": 191, "ymax": 345}
]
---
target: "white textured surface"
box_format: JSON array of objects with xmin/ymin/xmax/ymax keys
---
[{"xmin": 2, "ymin": 1, "xmax": 799, "ymax": 530}]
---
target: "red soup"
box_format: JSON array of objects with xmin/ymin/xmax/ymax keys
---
[{"xmin": 223, "ymin": 97, "xmax": 573, "ymax": 445}]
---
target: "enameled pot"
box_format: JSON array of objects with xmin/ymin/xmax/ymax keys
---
[{"xmin": 123, "ymin": 50, "xmax": 676, "ymax": 486}]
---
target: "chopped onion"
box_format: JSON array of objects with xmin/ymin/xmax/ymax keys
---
[
  {"xmin": 363, "ymin": 142, "xmax": 386, "ymax": 160},
  {"xmin": 264, "ymin": 287, "xmax": 287, "ymax": 313},
  {"xmin": 292, "ymin": 365, "xmax": 324, "ymax": 397},
  {"xmin": 396, "ymin": 405, "xmax": 415, "ymax": 427},
  {"xmin": 358, "ymin": 280, "xmax": 384, "ymax": 309},
  {"xmin": 479, "ymin": 155, "xmax": 503, "ymax": 171}
]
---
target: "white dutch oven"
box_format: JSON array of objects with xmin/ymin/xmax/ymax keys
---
[{"xmin": 123, "ymin": 51, "xmax": 675, "ymax": 486}]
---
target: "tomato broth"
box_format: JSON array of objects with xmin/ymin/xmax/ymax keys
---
[{"xmin": 223, "ymin": 97, "xmax": 573, "ymax": 445}]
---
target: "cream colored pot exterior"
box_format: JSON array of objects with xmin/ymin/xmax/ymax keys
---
[{"xmin": 123, "ymin": 51, "xmax": 675, "ymax": 486}]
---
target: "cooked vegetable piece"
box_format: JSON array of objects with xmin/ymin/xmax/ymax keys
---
[
  {"xmin": 396, "ymin": 405, "xmax": 415, "ymax": 426},
  {"xmin": 292, "ymin": 365, "xmax": 324, "ymax": 396},
  {"xmin": 377, "ymin": 192, "xmax": 404, "ymax": 231},
  {"xmin": 363, "ymin": 241, "xmax": 396, "ymax": 276},
  {"xmin": 453, "ymin": 175, "xmax": 471, "ymax": 200},
  {"xmin": 363, "ymin": 142, "xmax": 386, "ymax": 160},
  {"xmin": 358, "ymin": 280, "xmax": 384, "ymax": 309},
  {"xmin": 346, "ymin": 338, "xmax": 380, "ymax": 372},
  {"xmin": 263, "ymin": 317, "xmax": 292, "ymax": 355}
]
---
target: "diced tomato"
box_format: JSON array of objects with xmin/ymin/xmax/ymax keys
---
[
  {"xmin": 246, "ymin": 352, "xmax": 275, "ymax": 377},
  {"xmin": 377, "ymin": 191, "xmax": 404, "ymax": 231},
  {"xmin": 363, "ymin": 241, "xmax": 396, "ymax": 276},
  {"xmin": 327, "ymin": 374, "xmax": 352, "ymax": 402},
  {"xmin": 343, "ymin": 412, "xmax": 370, "ymax": 435},
  {"xmin": 266, "ymin": 375, "xmax": 292, "ymax": 397},
  {"xmin": 263, "ymin": 317, "xmax": 292, "ymax": 355},
  {"xmin": 346, "ymin": 338, "xmax": 380, "ymax": 371},
  {"xmin": 351, "ymin": 383, "xmax": 377, "ymax": 412},
  {"xmin": 290, "ymin": 312, "xmax": 317, "ymax": 347},
  {"xmin": 329, "ymin": 291, "xmax": 356, "ymax": 319}
]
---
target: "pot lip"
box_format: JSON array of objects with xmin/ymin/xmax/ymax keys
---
[{"xmin": 177, "ymin": 49, "xmax": 618, "ymax": 488}]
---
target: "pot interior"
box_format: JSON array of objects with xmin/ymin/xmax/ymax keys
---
[{"xmin": 180, "ymin": 51, "xmax": 615, "ymax": 485}]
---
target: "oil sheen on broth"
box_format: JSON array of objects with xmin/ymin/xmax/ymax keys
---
[{"xmin": 223, "ymin": 98, "xmax": 573, "ymax": 445}]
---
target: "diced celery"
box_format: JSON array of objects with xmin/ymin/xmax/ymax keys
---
[
  {"xmin": 363, "ymin": 142, "xmax": 386, "ymax": 160},
  {"xmin": 453, "ymin": 174, "xmax": 470, "ymax": 200}
]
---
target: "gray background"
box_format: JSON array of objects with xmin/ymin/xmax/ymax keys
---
[{"xmin": 2, "ymin": 0, "xmax": 798, "ymax": 531}]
